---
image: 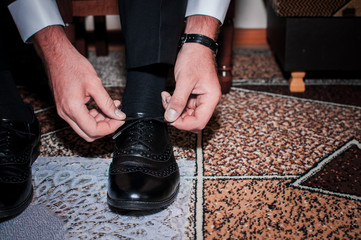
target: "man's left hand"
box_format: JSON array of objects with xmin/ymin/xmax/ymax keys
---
[{"xmin": 162, "ymin": 43, "xmax": 221, "ymax": 133}]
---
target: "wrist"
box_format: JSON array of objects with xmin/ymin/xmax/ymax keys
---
[
  {"xmin": 32, "ymin": 25, "xmax": 73, "ymax": 64},
  {"xmin": 179, "ymin": 33, "xmax": 218, "ymax": 53},
  {"xmin": 184, "ymin": 15, "xmax": 220, "ymax": 40}
]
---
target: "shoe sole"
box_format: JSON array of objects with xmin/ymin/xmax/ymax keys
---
[
  {"xmin": 0, "ymin": 189, "xmax": 34, "ymax": 221},
  {"xmin": 0, "ymin": 140, "xmax": 40, "ymax": 221},
  {"xmin": 107, "ymin": 184, "xmax": 180, "ymax": 215}
]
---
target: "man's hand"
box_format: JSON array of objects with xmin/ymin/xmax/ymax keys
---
[
  {"xmin": 162, "ymin": 43, "xmax": 221, "ymax": 132},
  {"xmin": 32, "ymin": 26, "xmax": 125, "ymax": 142},
  {"xmin": 162, "ymin": 15, "xmax": 221, "ymax": 133}
]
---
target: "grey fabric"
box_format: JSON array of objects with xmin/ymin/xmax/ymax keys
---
[{"xmin": 0, "ymin": 204, "xmax": 66, "ymax": 240}]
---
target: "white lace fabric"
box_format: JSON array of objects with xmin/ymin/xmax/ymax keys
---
[{"xmin": 32, "ymin": 157, "xmax": 195, "ymax": 239}]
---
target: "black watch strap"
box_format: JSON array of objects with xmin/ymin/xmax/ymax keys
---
[{"xmin": 179, "ymin": 33, "xmax": 218, "ymax": 53}]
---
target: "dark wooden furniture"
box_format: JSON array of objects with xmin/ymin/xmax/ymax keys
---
[{"xmin": 267, "ymin": 0, "xmax": 361, "ymax": 92}]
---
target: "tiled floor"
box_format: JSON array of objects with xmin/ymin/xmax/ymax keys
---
[
  {"xmin": 200, "ymin": 89, "xmax": 361, "ymax": 239},
  {"xmin": 17, "ymin": 48, "xmax": 361, "ymax": 239}
]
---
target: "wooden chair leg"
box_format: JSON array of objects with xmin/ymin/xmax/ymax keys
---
[
  {"xmin": 57, "ymin": 0, "xmax": 75, "ymax": 46},
  {"xmin": 94, "ymin": 16, "xmax": 108, "ymax": 56},
  {"xmin": 289, "ymin": 71, "xmax": 306, "ymax": 92},
  {"xmin": 64, "ymin": 23, "xmax": 76, "ymax": 46},
  {"xmin": 74, "ymin": 17, "xmax": 88, "ymax": 57},
  {"xmin": 216, "ymin": 1, "xmax": 235, "ymax": 94}
]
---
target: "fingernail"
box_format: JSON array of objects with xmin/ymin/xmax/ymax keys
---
[
  {"xmin": 166, "ymin": 109, "xmax": 178, "ymax": 122},
  {"xmin": 115, "ymin": 109, "xmax": 125, "ymax": 119}
]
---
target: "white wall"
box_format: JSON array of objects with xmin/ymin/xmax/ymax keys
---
[
  {"xmin": 85, "ymin": 0, "xmax": 267, "ymax": 31},
  {"xmin": 85, "ymin": 15, "xmax": 121, "ymax": 31},
  {"xmin": 234, "ymin": 0, "xmax": 267, "ymax": 28}
]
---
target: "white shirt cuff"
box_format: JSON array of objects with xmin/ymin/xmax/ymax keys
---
[
  {"xmin": 185, "ymin": 0, "xmax": 231, "ymax": 24},
  {"xmin": 8, "ymin": 0, "xmax": 65, "ymax": 42}
]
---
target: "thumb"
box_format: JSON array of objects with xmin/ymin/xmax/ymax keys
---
[
  {"xmin": 90, "ymin": 86, "xmax": 125, "ymax": 120},
  {"xmin": 164, "ymin": 82, "xmax": 193, "ymax": 122}
]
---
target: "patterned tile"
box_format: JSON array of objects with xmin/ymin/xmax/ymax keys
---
[
  {"xmin": 40, "ymin": 124, "xmax": 196, "ymax": 162},
  {"xmin": 232, "ymin": 51, "xmax": 283, "ymax": 80},
  {"xmin": 203, "ymin": 89, "xmax": 361, "ymax": 176},
  {"xmin": 40, "ymin": 128, "xmax": 114, "ymax": 158},
  {"xmin": 18, "ymin": 87, "xmax": 54, "ymax": 112},
  {"xmin": 303, "ymin": 145, "xmax": 361, "ymax": 197},
  {"xmin": 292, "ymin": 139, "xmax": 361, "ymax": 200},
  {"xmin": 237, "ymin": 85, "xmax": 361, "ymax": 107},
  {"xmin": 9, "ymin": 48, "xmax": 361, "ymax": 239},
  {"xmin": 203, "ymin": 179, "xmax": 361, "ymax": 239},
  {"xmin": 105, "ymin": 87, "xmax": 124, "ymax": 100},
  {"xmin": 36, "ymin": 108, "xmax": 67, "ymax": 135},
  {"xmin": 169, "ymin": 127, "xmax": 197, "ymax": 161},
  {"xmin": 31, "ymin": 157, "xmax": 195, "ymax": 239},
  {"xmin": 88, "ymin": 51, "xmax": 126, "ymax": 87}
]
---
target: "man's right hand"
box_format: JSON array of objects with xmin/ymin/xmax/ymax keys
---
[{"xmin": 32, "ymin": 26, "xmax": 125, "ymax": 142}]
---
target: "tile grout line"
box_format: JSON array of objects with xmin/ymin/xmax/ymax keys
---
[
  {"xmin": 195, "ymin": 131, "xmax": 204, "ymax": 240},
  {"xmin": 34, "ymin": 106, "xmax": 55, "ymax": 114},
  {"xmin": 183, "ymin": 175, "xmax": 299, "ymax": 180},
  {"xmin": 40, "ymin": 126, "xmax": 71, "ymax": 138},
  {"xmin": 202, "ymin": 175, "xmax": 299, "ymax": 180},
  {"xmin": 232, "ymin": 87, "xmax": 361, "ymax": 109},
  {"xmin": 232, "ymin": 78, "xmax": 361, "ymax": 86}
]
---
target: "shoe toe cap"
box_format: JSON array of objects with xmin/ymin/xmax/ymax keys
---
[{"xmin": 108, "ymin": 170, "xmax": 180, "ymax": 203}]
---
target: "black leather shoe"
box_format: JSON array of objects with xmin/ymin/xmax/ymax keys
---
[
  {"xmin": 107, "ymin": 113, "xmax": 179, "ymax": 214},
  {"xmin": 0, "ymin": 108, "xmax": 40, "ymax": 220}
]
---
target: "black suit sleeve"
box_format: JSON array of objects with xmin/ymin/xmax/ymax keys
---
[{"xmin": 2, "ymin": 0, "xmax": 16, "ymax": 6}]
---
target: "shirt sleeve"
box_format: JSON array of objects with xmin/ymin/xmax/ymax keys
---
[
  {"xmin": 8, "ymin": 0, "xmax": 65, "ymax": 42},
  {"xmin": 185, "ymin": 0, "xmax": 231, "ymax": 24}
]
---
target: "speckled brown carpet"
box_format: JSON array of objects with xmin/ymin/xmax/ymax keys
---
[{"xmin": 2, "ymin": 48, "xmax": 361, "ymax": 239}]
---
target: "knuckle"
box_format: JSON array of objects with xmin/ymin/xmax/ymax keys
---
[
  {"xmin": 87, "ymin": 80, "xmax": 102, "ymax": 94},
  {"xmin": 104, "ymin": 96, "xmax": 114, "ymax": 108}
]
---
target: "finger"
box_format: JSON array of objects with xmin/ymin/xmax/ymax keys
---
[
  {"xmin": 89, "ymin": 108, "xmax": 107, "ymax": 122},
  {"xmin": 89, "ymin": 109, "xmax": 99, "ymax": 117},
  {"xmin": 114, "ymin": 100, "xmax": 121, "ymax": 108},
  {"xmin": 66, "ymin": 104, "xmax": 123, "ymax": 140},
  {"xmin": 68, "ymin": 117, "xmax": 124, "ymax": 142},
  {"xmin": 186, "ymin": 96, "xmax": 198, "ymax": 110},
  {"xmin": 186, "ymin": 108, "xmax": 195, "ymax": 116},
  {"xmin": 89, "ymin": 84, "xmax": 126, "ymax": 120},
  {"xmin": 63, "ymin": 115, "xmax": 98, "ymax": 142},
  {"xmin": 171, "ymin": 95, "xmax": 217, "ymax": 132},
  {"xmin": 161, "ymin": 91, "xmax": 171, "ymax": 110},
  {"xmin": 180, "ymin": 106, "xmax": 195, "ymax": 119},
  {"xmin": 164, "ymin": 80, "xmax": 194, "ymax": 122},
  {"xmin": 181, "ymin": 111, "xmax": 188, "ymax": 119},
  {"xmin": 94, "ymin": 113, "xmax": 106, "ymax": 122}
]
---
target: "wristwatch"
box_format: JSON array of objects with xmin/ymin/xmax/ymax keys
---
[{"xmin": 179, "ymin": 33, "xmax": 218, "ymax": 54}]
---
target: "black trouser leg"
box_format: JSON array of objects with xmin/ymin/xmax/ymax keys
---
[
  {"xmin": 118, "ymin": 0, "xmax": 187, "ymax": 68},
  {"xmin": 118, "ymin": 0, "xmax": 187, "ymax": 116},
  {"xmin": 0, "ymin": 27, "xmax": 32, "ymax": 122}
]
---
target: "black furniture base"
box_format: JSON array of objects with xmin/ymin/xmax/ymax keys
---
[{"xmin": 266, "ymin": 1, "xmax": 361, "ymax": 92}]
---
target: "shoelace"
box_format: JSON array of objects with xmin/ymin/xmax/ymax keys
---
[{"xmin": 112, "ymin": 116, "xmax": 170, "ymax": 140}]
